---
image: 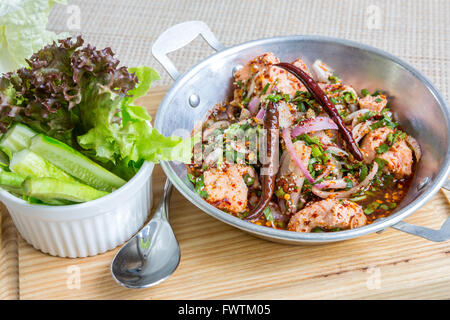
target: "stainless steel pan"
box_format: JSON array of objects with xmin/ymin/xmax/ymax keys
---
[{"xmin": 152, "ymin": 21, "xmax": 450, "ymax": 244}]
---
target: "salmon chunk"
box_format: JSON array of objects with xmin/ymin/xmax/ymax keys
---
[
  {"xmin": 291, "ymin": 58, "xmax": 312, "ymax": 76},
  {"xmin": 312, "ymin": 60, "xmax": 335, "ymax": 83},
  {"xmin": 288, "ymin": 198, "xmax": 367, "ymax": 232},
  {"xmin": 360, "ymin": 127, "xmax": 413, "ymax": 178},
  {"xmin": 359, "ymin": 94, "xmax": 388, "ymax": 113},
  {"xmin": 360, "ymin": 127, "xmax": 393, "ymax": 163},
  {"xmin": 262, "ymin": 64, "xmax": 307, "ymax": 97},
  {"xmin": 379, "ymin": 140, "xmax": 413, "ymax": 178},
  {"xmin": 233, "ymin": 52, "xmax": 308, "ymax": 101},
  {"xmin": 234, "ymin": 52, "xmax": 279, "ymax": 84},
  {"xmin": 203, "ymin": 164, "xmax": 256, "ymax": 213}
]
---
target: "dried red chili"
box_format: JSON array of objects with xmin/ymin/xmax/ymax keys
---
[
  {"xmin": 275, "ymin": 62, "xmax": 363, "ymax": 161},
  {"xmin": 245, "ymin": 101, "xmax": 279, "ymax": 221}
]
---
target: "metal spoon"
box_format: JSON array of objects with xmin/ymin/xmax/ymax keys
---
[{"xmin": 111, "ymin": 179, "xmax": 180, "ymax": 288}]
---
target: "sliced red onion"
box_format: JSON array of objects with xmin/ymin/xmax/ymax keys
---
[
  {"xmin": 312, "ymin": 162, "xmax": 378, "ymax": 199},
  {"xmin": 344, "ymin": 109, "xmax": 371, "ymax": 123},
  {"xmin": 255, "ymin": 107, "xmax": 265, "ymax": 120},
  {"xmin": 204, "ymin": 148, "xmax": 223, "ymax": 167},
  {"xmin": 248, "ymin": 96, "xmax": 260, "ymax": 114},
  {"xmin": 352, "ymin": 120, "xmax": 374, "ymax": 143},
  {"xmin": 314, "ymin": 178, "xmax": 349, "ymax": 190},
  {"xmin": 291, "ymin": 116, "xmax": 338, "ymax": 137},
  {"xmin": 203, "ymin": 120, "xmax": 229, "ymax": 141},
  {"xmin": 406, "ymin": 136, "xmax": 421, "ymax": 161},
  {"xmin": 278, "ymin": 198, "xmax": 287, "ymax": 214},
  {"xmin": 326, "ymin": 146, "xmax": 349, "ymax": 157},
  {"xmin": 269, "ymin": 202, "xmax": 289, "ymax": 222},
  {"xmin": 282, "ymin": 128, "xmax": 315, "ymax": 183}
]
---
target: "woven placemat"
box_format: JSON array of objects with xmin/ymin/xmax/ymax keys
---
[
  {"xmin": 47, "ymin": 0, "xmax": 449, "ymax": 100},
  {"xmin": 1, "ymin": 0, "xmax": 448, "ymax": 300}
]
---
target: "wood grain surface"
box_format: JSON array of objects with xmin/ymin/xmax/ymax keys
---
[
  {"xmin": 0, "ymin": 204, "xmax": 19, "ymax": 300},
  {"xmin": 1, "ymin": 87, "xmax": 449, "ymax": 300}
]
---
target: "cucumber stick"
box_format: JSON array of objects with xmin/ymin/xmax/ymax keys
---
[
  {"xmin": 0, "ymin": 168, "xmax": 25, "ymax": 193},
  {"xmin": 24, "ymin": 195, "xmax": 73, "ymax": 206},
  {"xmin": 0, "ymin": 123, "xmax": 37, "ymax": 157},
  {"xmin": 10, "ymin": 150, "xmax": 78, "ymax": 183},
  {"xmin": 23, "ymin": 177, "xmax": 109, "ymax": 203},
  {"xmin": 30, "ymin": 134, "xmax": 126, "ymax": 192}
]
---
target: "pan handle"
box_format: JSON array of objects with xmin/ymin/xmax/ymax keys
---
[
  {"xmin": 391, "ymin": 178, "xmax": 450, "ymax": 242},
  {"xmin": 391, "ymin": 218, "xmax": 449, "ymax": 242},
  {"xmin": 152, "ymin": 21, "xmax": 225, "ymax": 81}
]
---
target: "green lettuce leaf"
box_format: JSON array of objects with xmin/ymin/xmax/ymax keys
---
[
  {"xmin": 76, "ymin": 65, "xmax": 184, "ymax": 169},
  {"xmin": 0, "ymin": 0, "xmax": 68, "ymax": 74}
]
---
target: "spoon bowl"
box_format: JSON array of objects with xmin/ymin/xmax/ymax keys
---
[{"xmin": 111, "ymin": 179, "xmax": 180, "ymax": 288}]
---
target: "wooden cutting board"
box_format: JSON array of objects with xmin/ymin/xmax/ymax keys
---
[{"xmin": 0, "ymin": 87, "xmax": 449, "ymax": 300}]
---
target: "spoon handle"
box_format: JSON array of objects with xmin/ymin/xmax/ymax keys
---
[{"xmin": 152, "ymin": 179, "xmax": 173, "ymax": 221}]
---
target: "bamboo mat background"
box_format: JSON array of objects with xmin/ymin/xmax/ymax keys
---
[
  {"xmin": 47, "ymin": 0, "xmax": 450, "ymax": 98},
  {"xmin": 0, "ymin": 0, "xmax": 449, "ymax": 299}
]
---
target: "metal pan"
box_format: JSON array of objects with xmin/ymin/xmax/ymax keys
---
[{"xmin": 152, "ymin": 21, "xmax": 450, "ymax": 244}]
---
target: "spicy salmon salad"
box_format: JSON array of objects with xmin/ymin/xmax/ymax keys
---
[{"xmin": 186, "ymin": 52, "xmax": 421, "ymax": 233}]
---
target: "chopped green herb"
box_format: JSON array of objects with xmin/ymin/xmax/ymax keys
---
[
  {"xmin": 349, "ymin": 195, "xmax": 367, "ymax": 202},
  {"xmin": 380, "ymin": 204, "xmax": 389, "ymax": 210},
  {"xmin": 296, "ymin": 102, "xmax": 307, "ymax": 112},
  {"xmin": 295, "ymin": 90, "xmax": 310, "ymax": 97},
  {"xmin": 375, "ymin": 98, "xmax": 382, "ymax": 103},
  {"xmin": 383, "ymin": 173, "xmax": 394, "ymax": 186},
  {"xmin": 243, "ymin": 173, "xmax": 255, "ymax": 186},
  {"xmin": 266, "ymin": 94, "xmax": 282, "ymax": 103},
  {"xmin": 361, "ymin": 88, "xmax": 370, "ymax": 97},
  {"xmin": 242, "ymin": 96, "xmax": 251, "ymax": 105},
  {"xmin": 372, "ymin": 89, "xmax": 382, "ymax": 96},
  {"xmin": 343, "ymin": 91, "xmax": 357, "ymax": 104},
  {"xmin": 328, "ymin": 75, "xmax": 340, "ymax": 84},
  {"xmin": 321, "ymin": 151, "xmax": 330, "ymax": 164},
  {"xmin": 358, "ymin": 110, "xmax": 376, "ymax": 122},
  {"xmin": 374, "ymin": 158, "xmax": 388, "ymax": 172},
  {"xmin": 193, "ymin": 175, "xmax": 208, "ymax": 199},
  {"xmin": 311, "ymin": 226, "xmax": 323, "ymax": 233},
  {"xmin": 370, "ymin": 116, "xmax": 397, "ymax": 130},
  {"xmin": 275, "ymin": 187, "xmax": 286, "ymax": 198},
  {"xmin": 311, "ymin": 145, "xmax": 322, "ymax": 158},
  {"xmin": 376, "ymin": 143, "xmax": 390, "ymax": 154},
  {"xmin": 298, "ymin": 134, "xmax": 323, "ymax": 148},
  {"xmin": 359, "ymin": 165, "xmax": 369, "ymax": 182},
  {"xmin": 187, "ymin": 173, "xmax": 196, "ymax": 183},
  {"xmin": 330, "ymin": 97, "xmax": 338, "ymax": 105},
  {"xmin": 339, "ymin": 109, "xmax": 348, "ymax": 118},
  {"xmin": 387, "ymin": 130, "xmax": 407, "ymax": 147},
  {"xmin": 389, "ymin": 202, "xmax": 397, "ymax": 209},
  {"xmin": 387, "ymin": 133, "xmax": 394, "ymax": 145},
  {"xmin": 345, "ymin": 178, "xmax": 354, "ymax": 189},
  {"xmin": 261, "ymin": 83, "xmax": 270, "ymax": 95},
  {"xmin": 364, "ymin": 201, "xmax": 381, "ymax": 215},
  {"xmin": 263, "ymin": 206, "xmax": 274, "ymax": 222}
]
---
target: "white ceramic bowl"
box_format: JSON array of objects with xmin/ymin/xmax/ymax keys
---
[{"xmin": 0, "ymin": 162, "xmax": 154, "ymax": 258}]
